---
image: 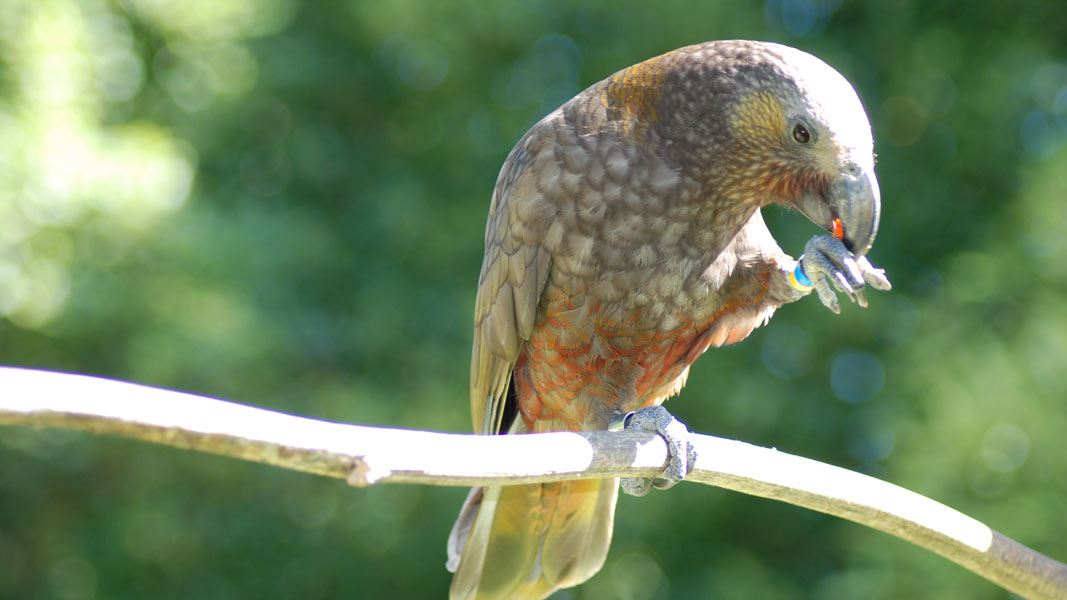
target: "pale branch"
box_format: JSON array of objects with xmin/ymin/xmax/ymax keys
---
[{"xmin": 0, "ymin": 367, "xmax": 1064, "ymax": 598}]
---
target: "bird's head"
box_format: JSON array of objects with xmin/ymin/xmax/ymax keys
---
[{"xmin": 636, "ymin": 41, "xmax": 880, "ymax": 256}]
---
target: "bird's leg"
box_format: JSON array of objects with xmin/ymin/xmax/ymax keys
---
[
  {"xmin": 610, "ymin": 406, "xmax": 696, "ymax": 497},
  {"xmin": 799, "ymin": 235, "xmax": 891, "ymax": 314}
]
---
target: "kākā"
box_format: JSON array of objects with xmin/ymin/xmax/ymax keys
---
[{"xmin": 447, "ymin": 40, "xmax": 891, "ymax": 599}]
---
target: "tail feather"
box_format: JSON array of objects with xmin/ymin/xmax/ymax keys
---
[
  {"xmin": 448, "ymin": 479, "xmax": 619, "ymax": 600},
  {"xmin": 447, "ymin": 487, "xmax": 483, "ymax": 573},
  {"xmin": 541, "ymin": 478, "xmax": 618, "ymax": 588}
]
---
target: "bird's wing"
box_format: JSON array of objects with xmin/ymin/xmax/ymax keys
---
[{"xmin": 471, "ymin": 140, "xmax": 553, "ymax": 434}]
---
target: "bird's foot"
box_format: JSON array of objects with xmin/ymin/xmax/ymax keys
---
[
  {"xmin": 799, "ymin": 235, "xmax": 891, "ymax": 314},
  {"xmin": 610, "ymin": 406, "xmax": 696, "ymax": 497}
]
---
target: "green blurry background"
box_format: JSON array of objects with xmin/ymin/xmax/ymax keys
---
[{"xmin": 1, "ymin": 0, "xmax": 1065, "ymax": 598}]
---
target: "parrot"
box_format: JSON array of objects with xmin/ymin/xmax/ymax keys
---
[{"xmin": 446, "ymin": 40, "xmax": 891, "ymax": 600}]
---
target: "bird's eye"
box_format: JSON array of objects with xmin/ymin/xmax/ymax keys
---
[{"xmin": 792, "ymin": 123, "xmax": 811, "ymax": 144}]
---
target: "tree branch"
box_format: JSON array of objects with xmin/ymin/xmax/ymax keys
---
[{"xmin": 1, "ymin": 367, "xmax": 1064, "ymax": 599}]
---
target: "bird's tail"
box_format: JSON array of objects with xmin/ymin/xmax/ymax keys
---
[{"xmin": 447, "ymin": 476, "xmax": 619, "ymax": 600}]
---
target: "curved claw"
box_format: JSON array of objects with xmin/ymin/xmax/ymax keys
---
[
  {"xmin": 621, "ymin": 474, "xmax": 655, "ymax": 497},
  {"xmin": 801, "ymin": 235, "xmax": 891, "ymax": 313},
  {"xmin": 616, "ymin": 406, "xmax": 695, "ymax": 496},
  {"xmin": 813, "ymin": 276, "xmax": 841, "ymax": 314},
  {"xmin": 858, "ymin": 256, "xmax": 892, "ymax": 291}
]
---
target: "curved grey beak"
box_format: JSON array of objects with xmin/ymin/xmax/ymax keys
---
[{"xmin": 794, "ymin": 164, "xmax": 881, "ymax": 257}]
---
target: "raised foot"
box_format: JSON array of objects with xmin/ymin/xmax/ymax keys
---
[
  {"xmin": 801, "ymin": 234, "xmax": 892, "ymax": 314},
  {"xmin": 611, "ymin": 406, "xmax": 696, "ymax": 497}
]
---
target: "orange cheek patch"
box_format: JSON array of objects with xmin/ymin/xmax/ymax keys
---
[{"xmin": 832, "ymin": 218, "xmax": 844, "ymax": 240}]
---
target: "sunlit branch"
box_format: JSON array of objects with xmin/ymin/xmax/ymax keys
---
[{"xmin": 1, "ymin": 367, "xmax": 1065, "ymax": 599}]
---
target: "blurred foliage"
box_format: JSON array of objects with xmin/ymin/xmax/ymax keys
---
[{"xmin": 1, "ymin": 0, "xmax": 1066, "ymax": 598}]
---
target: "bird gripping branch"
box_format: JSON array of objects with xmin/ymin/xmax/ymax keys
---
[{"xmin": 448, "ymin": 40, "xmax": 891, "ymax": 600}]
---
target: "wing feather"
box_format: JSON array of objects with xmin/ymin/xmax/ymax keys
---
[{"xmin": 470, "ymin": 139, "xmax": 554, "ymax": 434}]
